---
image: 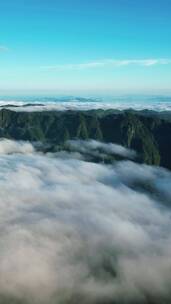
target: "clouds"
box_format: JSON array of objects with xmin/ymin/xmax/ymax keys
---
[
  {"xmin": 0, "ymin": 97, "xmax": 171, "ymax": 112},
  {"xmin": 0, "ymin": 138, "xmax": 35, "ymax": 154},
  {"xmin": 67, "ymin": 139, "xmax": 136, "ymax": 160},
  {"xmin": 0, "ymin": 140, "xmax": 171, "ymax": 303},
  {"xmin": 41, "ymin": 58, "xmax": 171, "ymax": 71},
  {"xmin": 0, "ymin": 45, "xmax": 9, "ymax": 52},
  {"xmin": 0, "ymin": 139, "xmax": 136, "ymax": 160}
]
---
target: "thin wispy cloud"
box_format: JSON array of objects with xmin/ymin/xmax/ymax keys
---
[
  {"xmin": 0, "ymin": 45, "xmax": 9, "ymax": 52},
  {"xmin": 41, "ymin": 58, "xmax": 171, "ymax": 71}
]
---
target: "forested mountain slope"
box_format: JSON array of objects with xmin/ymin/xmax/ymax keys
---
[{"xmin": 0, "ymin": 109, "xmax": 171, "ymax": 169}]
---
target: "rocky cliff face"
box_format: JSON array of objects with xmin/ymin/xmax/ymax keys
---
[{"xmin": 0, "ymin": 109, "xmax": 171, "ymax": 169}]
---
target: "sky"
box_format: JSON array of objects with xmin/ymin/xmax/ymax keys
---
[{"xmin": 0, "ymin": 0, "xmax": 171, "ymax": 95}]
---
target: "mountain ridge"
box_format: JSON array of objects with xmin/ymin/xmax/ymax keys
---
[{"xmin": 0, "ymin": 108, "xmax": 170, "ymax": 169}]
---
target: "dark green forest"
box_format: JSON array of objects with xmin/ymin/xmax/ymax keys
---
[{"xmin": 0, "ymin": 109, "xmax": 170, "ymax": 169}]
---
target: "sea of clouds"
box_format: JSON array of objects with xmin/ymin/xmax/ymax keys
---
[
  {"xmin": 0, "ymin": 139, "xmax": 171, "ymax": 303},
  {"xmin": 0, "ymin": 96, "xmax": 171, "ymax": 112}
]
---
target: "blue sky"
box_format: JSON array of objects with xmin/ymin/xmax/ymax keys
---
[{"xmin": 0, "ymin": 0, "xmax": 171, "ymax": 95}]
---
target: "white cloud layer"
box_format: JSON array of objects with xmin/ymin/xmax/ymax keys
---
[
  {"xmin": 0, "ymin": 138, "xmax": 35, "ymax": 154},
  {"xmin": 41, "ymin": 58, "xmax": 171, "ymax": 70},
  {"xmin": 0, "ymin": 98, "xmax": 171, "ymax": 112},
  {"xmin": 67, "ymin": 139, "xmax": 136, "ymax": 159},
  {"xmin": 0, "ymin": 139, "xmax": 170, "ymax": 303}
]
